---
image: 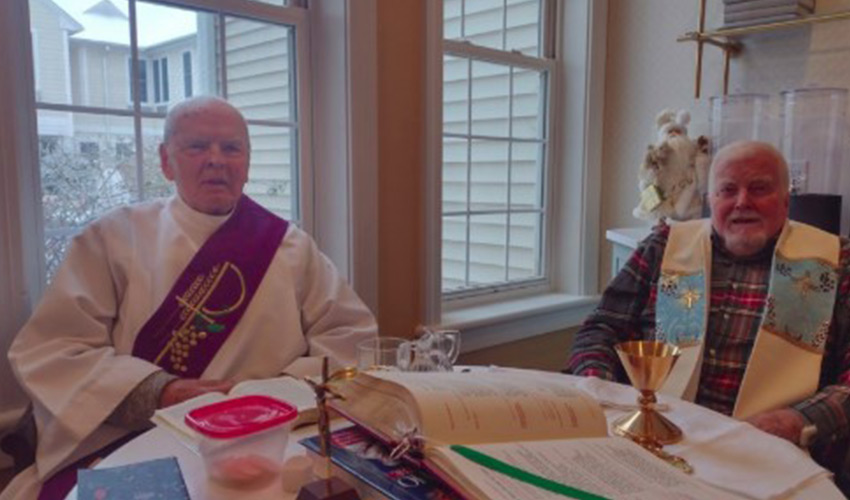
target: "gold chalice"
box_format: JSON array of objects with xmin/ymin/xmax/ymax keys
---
[{"xmin": 612, "ymin": 340, "xmax": 683, "ymax": 446}]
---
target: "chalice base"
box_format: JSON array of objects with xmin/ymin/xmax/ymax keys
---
[{"xmin": 612, "ymin": 409, "xmax": 683, "ymax": 445}]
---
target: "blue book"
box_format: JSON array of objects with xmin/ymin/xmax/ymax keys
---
[
  {"xmin": 77, "ymin": 456, "xmax": 190, "ymax": 500},
  {"xmin": 300, "ymin": 426, "xmax": 458, "ymax": 500}
]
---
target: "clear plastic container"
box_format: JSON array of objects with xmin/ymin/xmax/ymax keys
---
[
  {"xmin": 780, "ymin": 87, "xmax": 847, "ymax": 194},
  {"xmin": 781, "ymin": 87, "xmax": 848, "ymax": 234},
  {"xmin": 709, "ymin": 93, "xmax": 775, "ymax": 154},
  {"xmin": 185, "ymin": 395, "xmax": 298, "ymax": 489}
]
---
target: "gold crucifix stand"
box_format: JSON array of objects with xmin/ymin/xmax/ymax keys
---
[{"xmin": 296, "ymin": 358, "xmax": 361, "ymax": 500}]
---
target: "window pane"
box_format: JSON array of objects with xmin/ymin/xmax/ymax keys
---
[
  {"xmin": 463, "ymin": 0, "xmax": 505, "ymax": 51},
  {"xmin": 140, "ymin": 117, "xmax": 174, "ymax": 200},
  {"xmin": 245, "ymin": 125, "xmax": 298, "ymax": 222},
  {"xmin": 443, "ymin": 0, "xmax": 462, "ymax": 39},
  {"xmin": 471, "ymin": 61, "xmax": 510, "ymax": 137},
  {"xmin": 153, "ymin": 60, "xmax": 161, "ymax": 102},
  {"xmin": 510, "ymin": 141, "xmax": 543, "ymax": 210},
  {"xmin": 30, "ymin": 0, "xmax": 131, "ymax": 108},
  {"xmin": 160, "ymin": 57, "xmax": 170, "ymax": 102},
  {"xmin": 469, "ymin": 213, "xmax": 508, "ymax": 285},
  {"xmin": 38, "ymin": 111, "xmax": 137, "ymax": 276},
  {"xmin": 127, "ymin": 60, "xmax": 149, "ymax": 104},
  {"xmin": 512, "ymin": 67, "xmax": 544, "ymax": 139},
  {"xmin": 443, "ymin": 55, "xmax": 469, "ymax": 135},
  {"xmin": 441, "ymin": 1, "xmax": 549, "ymax": 295},
  {"xmin": 183, "ymin": 51, "xmax": 193, "ymax": 97},
  {"xmin": 470, "ymin": 139, "xmax": 508, "ymax": 211},
  {"xmin": 225, "ymin": 17, "xmax": 294, "ymax": 123},
  {"xmin": 31, "ymin": 1, "xmax": 305, "ymax": 283},
  {"xmin": 445, "ymin": 0, "xmax": 541, "ymax": 56},
  {"xmin": 136, "ymin": 3, "xmax": 216, "ymax": 111},
  {"xmin": 508, "ymin": 211, "xmax": 542, "ymax": 280},
  {"xmin": 506, "ymin": 0, "xmax": 541, "ymax": 57},
  {"xmin": 443, "ymin": 137, "xmax": 469, "ymax": 213},
  {"xmin": 442, "ymin": 215, "xmax": 468, "ymax": 291}
]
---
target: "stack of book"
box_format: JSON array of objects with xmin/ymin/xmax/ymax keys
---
[{"xmin": 723, "ymin": 0, "xmax": 816, "ymax": 28}]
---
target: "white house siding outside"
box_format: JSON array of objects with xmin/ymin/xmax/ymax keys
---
[
  {"xmin": 28, "ymin": 0, "xmax": 298, "ymax": 279},
  {"xmin": 225, "ymin": 17, "xmax": 295, "ymax": 218},
  {"xmin": 30, "ymin": 0, "xmax": 77, "ymax": 136},
  {"xmin": 441, "ymin": 0, "xmax": 550, "ymax": 294}
]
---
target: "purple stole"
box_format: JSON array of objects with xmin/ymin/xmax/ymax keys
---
[
  {"xmin": 132, "ymin": 195, "xmax": 288, "ymax": 376},
  {"xmin": 38, "ymin": 195, "xmax": 289, "ymax": 500},
  {"xmin": 39, "ymin": 196, "xmax": 287, "ymax": 500}
]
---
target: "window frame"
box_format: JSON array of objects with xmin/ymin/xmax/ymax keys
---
[
  {"xmin": 19, "ymin": 0, "xmax": 317, "ymax": 294},
  {"xmin": 440, "ymin": 39, "xmax": 557, "ymax": 301},
  {"xmin": 0, "ymin": 0, "xmax": 378, "ymax": 439},
  {"xmin": 438, "ymin": 1, "xmax": 558, "ymax": 301},
  {"xmin": 424, "ymin": 0, "xmax": 608, "ymax": 348}
]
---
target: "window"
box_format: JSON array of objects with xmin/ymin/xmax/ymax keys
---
[
  {"xmin": 183, "ymin": 51, "xmax": 193, "ymax": 98},
  {"xmin": 28, "ymin": 0, "xmax": 310, "ymax": 280},
  {"xmin": 159, "ymin": 57, "xmax": 169, "ymax": 102},
  {"xmin": 128, "ymin": 59, "xmax": 148, "ymax": 103},
  {"xmin": 152, "ymin": 58, "xmax": 167, "ymax": 103},
  {"xmin": 441, "ymin": 0, "xmax": 555, "ymax": 298}
]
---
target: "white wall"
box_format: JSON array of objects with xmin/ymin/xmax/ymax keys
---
[{"xmin": 599, "ymin": 0, "xmax": 850, "ymax": 287}]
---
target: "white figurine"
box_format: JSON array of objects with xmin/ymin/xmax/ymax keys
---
[{"xmin": 633, "ymin": 109, "xmax": 711, "ymax": 222}]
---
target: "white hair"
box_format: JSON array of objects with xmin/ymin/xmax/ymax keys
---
[
  {"xmin": 708, "ymin": 141, "xmax": 790, "ymax": 195},
  {"xmin": 162, "ymin": 96, "xmax": 249, "ymax": 146}
]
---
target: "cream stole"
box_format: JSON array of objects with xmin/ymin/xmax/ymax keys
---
[{"xmin": 656, "ymin": 219, "xmax": 839, "ymax": 419}]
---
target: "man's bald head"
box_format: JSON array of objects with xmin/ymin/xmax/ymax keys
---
[
  {"xmin": 162, "ymin": 96, "xmax": 249, "ymax": 148},
  {"xmin": 708, "ymin": 140, "xmax": 791, "ymax": 257},
  {"xmin": 159, "ymin": 96, "xmax": 251, "ymax": 215},
  {"xmin": 708, "ymin": 141, "xmax": 789, "ymax": 195}
]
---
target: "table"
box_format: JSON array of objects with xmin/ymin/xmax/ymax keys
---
[{"xmin": 66, "ymin": 371, "xmax": 843, "ymax": 500}]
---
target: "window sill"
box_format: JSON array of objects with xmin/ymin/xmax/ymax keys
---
[{"xmin": 438, "ymin": 293, "xmax": 599, "ymax": 354}]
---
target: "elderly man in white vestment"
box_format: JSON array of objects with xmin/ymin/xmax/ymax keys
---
[{"xmin": 1, "ymin": 96, "xmax": 377, "ymax": 500}]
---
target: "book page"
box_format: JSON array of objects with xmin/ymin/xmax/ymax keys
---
[
  {"xmin": 230, "ymin": 376, "xmax": 317, "ymax": 419},
  {"xmin": 348, "ymin": 371, "xmax": 607, "ymax": 446},
  {"xmin": 151, "ymin": 392, "xmax": 227, "ymax": 451},
  {"xmin": 331, "ymin": 374, "xmax": 424, "ymax": 443},
  {"xmin": 428, "ymin": 437, "xmax": 745, "ymax": 500}
]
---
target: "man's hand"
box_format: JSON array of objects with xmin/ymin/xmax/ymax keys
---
[
  {"xmin": 158, "ymin": 378, "xmax": 234, "ymax": 408},
  {"xmin": 746, "ymin": 408, "xmax": 806, "ymax": 445}
]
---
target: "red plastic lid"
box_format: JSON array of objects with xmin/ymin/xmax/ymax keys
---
[{"xmin": 185, "ymin": 395, "xmax": 298, "ymax": 439}]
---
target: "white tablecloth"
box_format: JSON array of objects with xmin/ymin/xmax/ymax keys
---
[{"xmin": 65, "ymin": 370, "xmax": 844, "ymax": 500}]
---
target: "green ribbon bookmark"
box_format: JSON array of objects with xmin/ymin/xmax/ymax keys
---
[{"xmin": 450, "ymin": 445, "xmax": 610, "ymax": 500}]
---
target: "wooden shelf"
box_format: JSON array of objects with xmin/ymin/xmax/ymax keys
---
[{"xmin": 677, "ymin": 2, "xmax": 850, "ymax": 98}]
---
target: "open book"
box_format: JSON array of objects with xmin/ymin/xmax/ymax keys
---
[
  {"xmin": 331, "ymin": 371, "xmax": 743, "ymax": 500},
  {"xmin": 152, "ymin": 375, "xmax": 317, "ymax": 451}
]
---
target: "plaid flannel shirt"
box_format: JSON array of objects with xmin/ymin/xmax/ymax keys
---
[{"xmin": 565, "ymin": 222, "xmax": 850, "ymax": 449}]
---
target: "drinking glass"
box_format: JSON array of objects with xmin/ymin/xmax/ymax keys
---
[{"xmin": 356, "ymin": 337, "xmax": 406, "ymax": 371}]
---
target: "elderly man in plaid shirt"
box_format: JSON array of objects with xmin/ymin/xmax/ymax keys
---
[{"xmin": 566, "ymin": 140, "xmax": 850, "ymax": 492}]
